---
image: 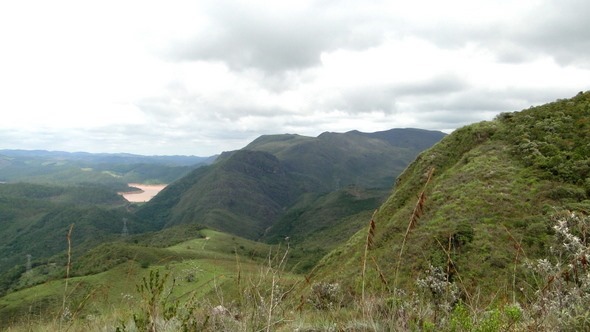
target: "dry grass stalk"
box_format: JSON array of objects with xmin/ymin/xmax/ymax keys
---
[
  {"xmin": 393, "ymin": 167, "xmax": 435, "ymax": 290},
  {"xmin": 362, "ymin": 210, "xmax": 378, "ymax": 302},
  {"xmin": 60, "ymin": 224, "xmax": 74, "ymax": 329},
  {"xmin": 366, "ymin": 216, "xmax": 376, "ymax": 250},
  {"xmin": 371, "ymin": 256, "xmax": 389, "ymax": 289},
  {"xmin": 434, "ymin": 236, "xmax": 471, "ymax": 305},
  {"xmin": 503, "ymin": 224, "xmax": 529, "ymax": 303},
  {"xmin": 407, "ymin": 168, "xmax": 434, "ymax": 231},
  {"xmin": 243, "ymin": 243, "xmax": 295, "ymax": 332},
  {"xmin": 234, "ymin": 247, "xmax": 242, "ymax": 303},
  {"xmin": 62, "ymin": 224, "xmax": 74, "ymax": 308}
]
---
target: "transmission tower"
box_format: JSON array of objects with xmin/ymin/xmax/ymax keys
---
[
  {"xmin": 122, "ymin": 218, "xmax": 129, "ymax": 237},
  {"xmin": 26, "ymin": 254, "xmax": 32, "ymax": 273}
]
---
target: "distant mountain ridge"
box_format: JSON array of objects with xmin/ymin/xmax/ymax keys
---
[
  {"xmin": 138, "ymin": 128, "xmax": 446, "ymax": 240},
  {"xmin": 0, "ymin": 149, "xmax": 216, "ymax": 187},
  {"xmin": 0, "ymin": 149, "xmax": 216, "ymax": 166},
  {"xmin": 348, "ymin": 128, "xmax": 450, "ymax": 150}
]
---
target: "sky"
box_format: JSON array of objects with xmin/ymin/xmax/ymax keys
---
[{"xmin": 1, "ymin": 0, "xmax": 589, "ymax": 156}]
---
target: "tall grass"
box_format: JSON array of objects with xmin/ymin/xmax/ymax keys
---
[
  {"xmin": 361, "ymin": 210, "xmax": 377, "ymax": 302},
  {"xmin": 393, "ymin": 167, "xmax": 435, "ymax": 290},
  {"xmin": 7, "ymin": 210, "xmax": 590, "ymax": 331},
  {"xmin": 59, "ymin": 224, "xmax": 74, "ymax": 331},
  {"xmin": 61, "ymin": 224, "xmax": 74, "ymax": 318}
]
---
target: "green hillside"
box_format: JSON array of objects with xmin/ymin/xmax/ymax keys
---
[
  {"xmin": 137, "ymin": 150, "xmax": 302, "ymax": 239},
  {"xmin": 0, "ymin": 228, "xmax": 289, "ymax": 329},
  {"xmin": 313, "ymin": 91, "xmax": 590, "ymax": 301},
  {"xmin": 138, "ymin": 129, "xmax": 445, "ymax": 241},
  {"xmin": 264, "ymin": 187, "xmax": 388, "ymax": 272},
  {"xmin": 0, "ymin": 183, "xmax": 159, "ymax": 296}
]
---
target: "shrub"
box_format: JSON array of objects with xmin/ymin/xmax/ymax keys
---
[
  {"xmin": 524, "ymin": 211, "xmax": 590, "ymax": 330},
  {"xmin": 308, "ymin": 282, "xmax": 343, "ymax": 310}
]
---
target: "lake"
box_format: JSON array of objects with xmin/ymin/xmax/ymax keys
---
[{"xmin": 120, "ymin": 183, "xmax": 167, "ymax": 203}]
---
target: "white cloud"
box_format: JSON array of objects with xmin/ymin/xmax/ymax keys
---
[{"xmin": 0, "ymin": 0, "xmax": 588, "ymax": 156}]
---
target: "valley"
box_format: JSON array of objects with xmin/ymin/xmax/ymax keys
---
[{"xmin": 2, "ymin": 92, "xmax": 590, "ymax": 331}]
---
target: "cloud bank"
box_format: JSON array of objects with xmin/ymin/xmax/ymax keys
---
[{"xmin": 0, "ymin": 0, "xmax": 588, "ymax": 155}]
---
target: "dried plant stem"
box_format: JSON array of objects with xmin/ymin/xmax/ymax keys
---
[
  {"xmin": 503, "ymin": 224, "xmax": 529, "ymax": 303},
  {"xmin": 266, "ymin": 274, "xmax": 276, "ymax": 332},
  {"xmin": 60, "ymin": 224, "xmax": 74, "ymax": 328},
  {"xmin": 260, "ymin": 243, "xmax": 290, "ymax": 332},
  {"xmin": 446, "ymin": 234, "xmax": 452, "ymax": 280},
  {"xmin": 434, "ymin": 236, "xmax": 471, "ymax": 305},
  {"xmin": 371, "ymin": 256, "xmax": 389, "ymax": 290},
  {"xmin": 362, "ymin": 210, "xmax": 378, "ymax": 302},
  {"xmin": 234, "ymin": 247, "xmax": 242, "ymax": 304},
  {"xmin": 393, "ymin": 167, "xmax": 435, "ymax": 290}
]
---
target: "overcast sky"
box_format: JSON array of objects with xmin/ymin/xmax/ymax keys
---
[{"xmin": 1, "ymin": 0, "xmax": 588, "ymax": 156}]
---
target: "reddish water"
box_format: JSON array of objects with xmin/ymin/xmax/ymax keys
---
[{"xmin": 120, "ymin": 183, "xmax": 167, "ymax": 203}]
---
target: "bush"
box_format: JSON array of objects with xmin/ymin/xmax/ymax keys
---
[
  {"xmin": 524, "ymin": 211, "xmax": 590, "ymax": 330},
  {"xmin": 308, "ymin": 282, "xmax": 343, "ymax": 310}
]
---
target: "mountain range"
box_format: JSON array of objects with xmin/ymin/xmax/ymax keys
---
[{"xmin": 137, "ymin": 128, "xmax": 446, "ymax": 241}]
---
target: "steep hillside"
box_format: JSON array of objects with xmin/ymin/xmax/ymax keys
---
[
  {"xmin": 138, "ymin": 129, "xmax": 445, "ymax": 240},
  {"xmin": 138, "ymin": 150, "xmax": 300, "ymax": 239},
  {"xmin": 0, "ymin": 183, "xmax": 158, "ymax": 296},
  {"xmin": 263, "ymin": 187, "xmax": 388, "ymax": 272},
  {"xmin": 313, "ymin": 91, "xmax": 590, "ymax": 300}
]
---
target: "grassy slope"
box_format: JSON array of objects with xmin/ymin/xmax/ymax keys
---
[
  {"xmin": 313, "ymin": 91, "xmax": 590, "ymax": 300},
  {"xmin": 0, "ymin": 229, "xmax": 292, "ymax": 327}
]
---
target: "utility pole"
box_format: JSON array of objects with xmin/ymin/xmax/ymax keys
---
[
  {"xmin": 122, "ymin": 218, "xmax": 129, "ymax": 237},
  {"xmin": 26, "ymin": 254, "xmax": 32, "ymax": 273}
]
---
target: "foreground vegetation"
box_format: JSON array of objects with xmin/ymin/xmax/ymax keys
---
[{"xmin": 4, "ymin": 210, "xmax": 590, "ymax": 331}]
